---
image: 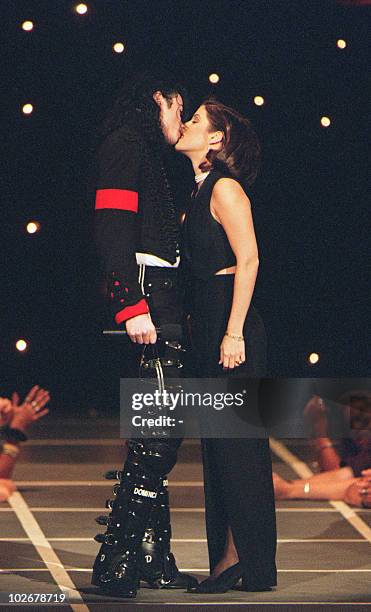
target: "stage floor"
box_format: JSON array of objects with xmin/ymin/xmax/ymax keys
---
[{"xmin": 1, "ymin": 418, "xmax": 370, "ymax": 611}]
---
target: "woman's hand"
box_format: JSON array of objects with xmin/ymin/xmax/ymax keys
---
[
  {"xmin": 0, "ymin": 398, "xmax": 14, "ymax": 428},
  {"xmin": 10, "ymin": 385, "xmax": 50, "ymax": 433},
  {"xmin": 219, "ymin": 335, "xmax": 245, "ymax": 370}
]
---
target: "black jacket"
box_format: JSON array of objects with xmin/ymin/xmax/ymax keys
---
[{"xmin": 94, "ymin": 120, "xmax": 179, "ymax": 324}]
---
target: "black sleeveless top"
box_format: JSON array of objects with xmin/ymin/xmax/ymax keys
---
[{"xmin": 182, "ymin": 170, "xmax": 247, "ymax": 279}]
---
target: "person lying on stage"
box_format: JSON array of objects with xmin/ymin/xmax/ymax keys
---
[
  {"xmin": 0, "ymin": 385, "xmax": 50, "ymax": 501},
  {"xmin": 272, "ymin": 393, "xmax": 371, "ymax": 508},
  {"xmin": 273, "ymin": 467, "xmax": 371, "ymax": 507}
]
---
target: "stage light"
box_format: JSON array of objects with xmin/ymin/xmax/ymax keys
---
[
  {"xmin": 113, "ymin": 42, "xmax": 125, "ymax": 54},
  {"xmin": 337, "ymin": 39, "xmax": 347, "ymax": 49},
  {"xmin": 75, "ymin": 3, "xmax": 88, "ymax": 14},
  {"xmin": 16, "ymin": 339, "xmax": 28, "ymax": 353},
  {"xmin": 209, "ymin": 73, "xmax": 220, "ymax": 84},
  {"xmin": 320, "ymin": 116, "xmax": 331, "ymax": 127},
  {"xmin": 308, "ymin": 352, "xmax": 320, "ymax": 365},
  {"xmin": 26, "ymin": 221, "xmax": 40, "ymax": 234},
  {"xmin": 254, "ymin": 96, "xmax": 265, "ymax": 106},
  {"xmin": 22, "ymin": 104, "xmax": 34, "ymax": 115},
  {"xmin": 22, "ymin": 21, "xmax": 34, "ymax": 31}
]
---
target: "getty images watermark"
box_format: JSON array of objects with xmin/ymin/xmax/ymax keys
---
[
  {"xmin": 130, "ymin": 388, "xmax": 246, "ymax": 432},
  {"xmin": 131, "ymin": 387, "xmax": 247, "ymax": 411},
  {"xmin": 119, "ymin": 377, "xmax": 365, "ymax": 439}
]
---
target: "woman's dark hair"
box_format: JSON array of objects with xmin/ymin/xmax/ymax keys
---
[{"xmin": 200, "ymin": 98, "xmax": 261, "ymax": 186}]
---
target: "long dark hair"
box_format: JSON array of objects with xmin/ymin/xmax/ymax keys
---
[
  {"xmin": 101, "ymin": 71, "xmax": 187, "ymax": 147},
  {"xmin": 200, "ymin": 98, "xmax": 261, "ymax": 186},
  {"xmin": 99, "ymin": 72, "xmax": 188, "ymax": 261}
]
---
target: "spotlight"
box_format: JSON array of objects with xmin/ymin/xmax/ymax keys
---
[
  {"xmin": 16, "ymin": 339, "xmax": 28, "ymax": 353},
  {"xmin": 254, "ymin": 96, "xmax": 265, "ymax": 106},
  {"xmin": 26, "ymin": 221, "xmax": 40, "ymax": 234},
  {"xmin": 75, "ymin": 3, "xmax": 88, "ymax": 14},
  {"xmin": 22, "ymin": 21, "xmax": 34, "ymax": 31},
  {"xmin": 209, "ymin": 73, "xmax": 220, "ymax": 84},
  {"xmin": 113, "ymin": 42, "xmax": 125, "ymax": 54},
  {"xmin": 22, "ymin": 104, "xmax": 34, "ymax": 115},
  {"xmin": 337, "ymin": 39, "xmax": 347, "ymax": 49},
  {"xmin": 308, "ymin": 352, "xmax": 320, "ymax": 365},
  {"xmin": 320, "ymin": 116, "xmax": 331, "ymax": 127}
]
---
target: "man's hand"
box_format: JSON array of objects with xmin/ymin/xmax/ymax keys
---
[{"xmin": 125, "ymin": 313, "xmax": 157, "ymax": 344}]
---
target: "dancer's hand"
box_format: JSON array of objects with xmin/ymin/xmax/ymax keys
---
[
  {"xmin": 10, "ymin": 385, "xmax": 50, "ymax": 433},
  {"xmin": 344, "ymin": 477, "xmax": 371, "ymax": 508},
  {"xmin": 219, "ymin": 335, "xmax": 245, "ymax": 370},
  {"xmin": 0, "ymin": 479, "xmax": 16, "ymax": 502},
  {"xmin": 0, "ymin": 398, "xmax": 14, "ymax": 427},
  {"xmin": 125, "ymin": 314, "xmax": 157, "ymax": 344},
  {"xmin": 303, "ymin": 395, "xmax": 328, "ymax": 437}
]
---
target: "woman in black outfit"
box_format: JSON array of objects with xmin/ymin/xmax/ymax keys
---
[{"xmin": 176, "ymin": 100, "xmax": 277, "ymax": 593}]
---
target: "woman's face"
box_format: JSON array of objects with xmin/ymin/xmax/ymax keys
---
[{"xmin": 175, "ymin": 105, "xmax": 213, "ymax": 156}]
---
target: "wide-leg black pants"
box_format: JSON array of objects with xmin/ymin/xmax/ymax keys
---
[{"xmin": 189, "ymin": 274, "xmax": 277, "ymax": 588}]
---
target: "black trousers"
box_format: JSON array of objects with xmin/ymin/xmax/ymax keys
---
[
  {"xmin": 190, "ymin": 274, "xmax": 277, "ymax": 588},
  {"xmin": 134, "ymin": 265, "xmax": 184, "ymax": 460}
]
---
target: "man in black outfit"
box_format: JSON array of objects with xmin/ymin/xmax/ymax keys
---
[{"xmin": 91, "ymin": 73, "xmax": 197, "ymax": 597}]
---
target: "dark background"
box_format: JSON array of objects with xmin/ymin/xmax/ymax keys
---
[{"xmin": 1, "ymin": 1, "xmax": 369, "ymax": 413}]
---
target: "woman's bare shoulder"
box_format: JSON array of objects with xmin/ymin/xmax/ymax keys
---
[{"xmin": 212, "ymin": 177, "xmax": 251, "ymax": 207}]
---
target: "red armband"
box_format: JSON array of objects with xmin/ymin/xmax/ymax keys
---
[
  {"xmin": 95, "ymin": 189, "xmax": 138, "ymax": 213},
  {"xmin": 115, "ymin": 298, "xmax": 149, "ymax": 324}
]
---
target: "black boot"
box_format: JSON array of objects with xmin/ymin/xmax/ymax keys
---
[
  {"xmin": 91, "ymin": 443, "xmax": 162, "ymax": 598},
  {"xmin": 138, "ymin": 478, "xmax": 199, "ymax": 590}
]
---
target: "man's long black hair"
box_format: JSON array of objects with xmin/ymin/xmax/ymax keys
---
[
  {"xmin": 100, "ymin": 71, "xmax": 188, "ymax": 147},
  {"xmin": 98, "ymin": 71, "xmax": 188, "ymax": 261}
]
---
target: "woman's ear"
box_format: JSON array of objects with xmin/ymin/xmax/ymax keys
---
[{"xmin": 209, "ymin": 131, "xmax": 224, "ymax": 147}]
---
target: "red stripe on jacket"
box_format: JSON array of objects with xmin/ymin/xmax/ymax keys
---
[
  {"xmin": 95, "ymin": 189, "xmax": 138, "ymax": 213},
  {"xmin": 115, "ymin": 298, "xmax": 149, "ymax": 323}
]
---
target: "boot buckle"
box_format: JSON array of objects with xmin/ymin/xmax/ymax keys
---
[
  {"xmin": 104, "ymin": 534, "xmax": 117, "ymax": 546},
  {"xmin": 104, "ymin": 469, "xmax": 122, "ymax": 480}
]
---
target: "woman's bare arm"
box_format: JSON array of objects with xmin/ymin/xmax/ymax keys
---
[
  {"xmin": 211, "ymin": 178, "xmax": 259, "ymax": 369},
  {"xmin": 211, "ymin": 178, "xmax": 259, "ymax": 333}
]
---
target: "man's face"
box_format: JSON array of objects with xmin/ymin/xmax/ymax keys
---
[{"xmin": 154, "ymin": 92, "xmax": 184, "ymax": 145}]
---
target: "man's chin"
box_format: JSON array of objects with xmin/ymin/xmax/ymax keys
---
[
  {"xmin": 171, "ymin": 133, "xmax": 182, "ymax": 146},
  {"xmin": 175, "ymin": 137, "xmax": 185, "ymax": 150}
]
